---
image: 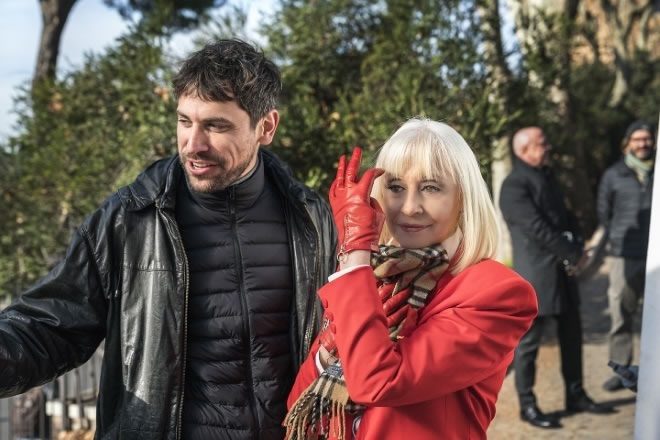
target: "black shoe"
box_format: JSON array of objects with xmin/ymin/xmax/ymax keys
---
[
  {"xmin": 566, "ymin": 391, "xmax": 612, "ymax": 414},
  {"xmin": 602, "ymin": 375, "xmax": 624, "ymax": 392},
  {"xmin": 520, "ymin": 405, "xmax": 562, "ymax": 429}
]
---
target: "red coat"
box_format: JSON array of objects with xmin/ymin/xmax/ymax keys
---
[{"xmin": 288, "ymin": 259, "xmax": 537, "ymax": 440}]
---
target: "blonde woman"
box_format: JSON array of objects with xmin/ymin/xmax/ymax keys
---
[{"xmin": 285, "ymin": 118, "xmax": 538, "ymax": 439}]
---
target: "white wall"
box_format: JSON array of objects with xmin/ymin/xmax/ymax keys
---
[{"xmin": 634, "ymin": 113, "xmax": 660, "ymax": 439}]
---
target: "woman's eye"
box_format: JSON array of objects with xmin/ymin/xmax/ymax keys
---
[
  {"xmin": 422, "ymin": 185, "xmax": 441, "ymax": 193},
  {"xmin": 386, "ymin": 184, "xmax": 404, "ymax": 193}
]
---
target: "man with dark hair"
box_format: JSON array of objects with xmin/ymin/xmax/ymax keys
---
[
  {"xmin": 598, "ymin": 120, "xmax": 655, "ymax": 392},
  {"xmin": 500, "ymin": 127, "xmax": 609, "ymax": 430},
  {"xmin": 0, "ymin": 39, "xmax": 337, "ymax": 439}
]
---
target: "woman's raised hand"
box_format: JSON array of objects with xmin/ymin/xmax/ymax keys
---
[{"xmin": 329, "ymin": 147, "xmax": 385, "ymax": 257}]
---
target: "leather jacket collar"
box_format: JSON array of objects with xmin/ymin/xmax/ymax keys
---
[
  {"xmin": 119, "ymin": 149, "xmax": 311, "ymax": 213},
  {"xmin": 186, "ymin": 154, "xmax": 265, "ymax": 211}
]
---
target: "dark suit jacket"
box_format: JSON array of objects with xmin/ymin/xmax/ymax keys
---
[{"xmin": 499, "ymin": 159, "xmax": 583, "ymax": 316}]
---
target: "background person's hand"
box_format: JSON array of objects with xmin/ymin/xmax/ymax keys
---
[
  {"xmin": 575, "ymin": 251, "xmax": 590, "ymax": 272},
  {"xmin": 564, "ymin": 250, "xmax": 589, "ymax": 276},
  {"xmin": 329, "ymin": 147, "xmax": 385, "ymax": 257}
]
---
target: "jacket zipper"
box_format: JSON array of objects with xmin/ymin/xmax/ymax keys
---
[
  {"xmin": 230, "ymin": 188, "xmax": 260, "ymax": 436},
  {"xmin": 160, "ymin": 208, "xmax": 190, "ymax": 440}
]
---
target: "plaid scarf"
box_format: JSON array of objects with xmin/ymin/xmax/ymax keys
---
[{"xmin": 283, "ymin": 245, "xmax": 449, "ymax": 440}]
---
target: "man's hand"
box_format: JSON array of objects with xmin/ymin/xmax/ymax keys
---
[
  {"xmin": 576, "ymin": 250, "xmax": 591, "ymax": 271},
  {"xmin": 564, "ymin": 251, "xmax": 589, "ymax": 276},
  {"xmin": 329, "ymin": 147, "xmax": 385, "ymax": 257}
]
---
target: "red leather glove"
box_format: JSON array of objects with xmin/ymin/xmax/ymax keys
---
[
  {"xmin": 379, "ymin": 283, "xmax": 407, "ymax": 328},
  {"xmin": 317, "ymin": 313, "xmax": 337, "ymax": 355},
  {"xmin": 380, "ymin": 284, "xmax": 418, "ymax": 338},
  {"xmin": 329, "ymin": 147, "xmax": 385, "ymax": 256}
]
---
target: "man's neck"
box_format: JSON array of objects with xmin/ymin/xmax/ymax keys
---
[{"xmin": 183, "ymin": 153, "xmax": 265, "ymax": 211}]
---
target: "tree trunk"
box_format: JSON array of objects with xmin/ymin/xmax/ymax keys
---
[
  {"xmin": 477, "ymin": 0, "xmax": 515, "ymax": 263},
  {"xmin": 34, "ymin": 0, "xmax": 77, "ymax": 86},
  {"xmin": 509, "ymin": 0, "xmax": 600, "ymax": 233},
  {"xmin": 491, "ymin": 138, "xmax": 513, "ymax": 263},
  {"xmin": 598, "ymin": 0, "xmax": 656, "ymax": 107}
]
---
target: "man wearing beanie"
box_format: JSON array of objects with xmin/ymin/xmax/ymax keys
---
[{"xmin": 597, "ymin": 120, "xmax": 655, "ymax": 391}]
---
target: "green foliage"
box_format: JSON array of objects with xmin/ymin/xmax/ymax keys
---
[
  {"xmin": 259, "ymin": 0, "xmax": 658, "ymax": 232},
  {"xmin": 2, "ymin": 0, "xmax": 658, "ymax": 300},
  {"xmin": 512, "ymin": 9, "xmax": 660, "ymax": 234},
  {"xmin": 0, "ymin": 31, "xmax": 176, "ymax": 299},
  {"xmin": 262, "ymin": 0, "xmax": 501, "ymax": 191},
  {"xmin": 570, "ymin": 56, "xmax": 660, "ymax": 232},
  {"xmin": 620, "ymin": 52, "xmax": 660, "ymax": 131},
  {"xmin": 103, "ymin": 0, "xmax": 228, "ymax": 33},
  {"xmin": 189, "ymin": 3, "xmax": 251, "ymax": 45}
]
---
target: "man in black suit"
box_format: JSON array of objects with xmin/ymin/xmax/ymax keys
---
[{"xmin": 500, "ymin": 127, "xmax": 609, "ymax": 429}]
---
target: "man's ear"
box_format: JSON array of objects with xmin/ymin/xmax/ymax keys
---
[{"xmin": 257, "ymin": 109, "xmax": 280, "ymax": 145}]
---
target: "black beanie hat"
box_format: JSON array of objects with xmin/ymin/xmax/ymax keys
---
[{"xmin": 623, "ymin": 120, "xmax": 654, "ymax": 145}]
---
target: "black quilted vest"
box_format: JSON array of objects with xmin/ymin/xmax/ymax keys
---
[{"xmin": 176, "ymin": 156, "xmax": 294, "ymax": 439}]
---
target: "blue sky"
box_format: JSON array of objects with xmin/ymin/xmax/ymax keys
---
[
  {"xmin": 0, "ymin": 0, "xmax": 272, "ymax": 140},
  {"xmin": 0, "ymin": 1, "xmax": 124, "ymax": 139}
]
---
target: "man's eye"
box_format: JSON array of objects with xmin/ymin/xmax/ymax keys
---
[{"xmin": 207, "ymin": 123, "xmax": 229, "ymax": 132}]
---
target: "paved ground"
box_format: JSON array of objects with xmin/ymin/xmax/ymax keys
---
[{"xmin": 487, "ymin": 261, "xmax": 640, "ymax": 439}]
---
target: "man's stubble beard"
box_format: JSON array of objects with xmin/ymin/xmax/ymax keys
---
[
  {"xmin": 181, "ymin": 150, "xmax": 256, "ymax": 193},
  {"xmin": 632, "ymin": 148, "xmax": 655, "ymax": 161}
]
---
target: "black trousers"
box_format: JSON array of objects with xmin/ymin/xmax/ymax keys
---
[{"xmin": 514, "ymin": 303, "xmax": 584, "ymax": 408}]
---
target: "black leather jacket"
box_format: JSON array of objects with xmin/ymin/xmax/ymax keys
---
[{"xmin": 0, "ymin": 149, "xmax": 337, "ymax": 439}]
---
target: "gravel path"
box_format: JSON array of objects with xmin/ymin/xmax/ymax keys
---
[{"xmin": 487, "ymin": 262, "xmax": 639, "ymax": 439}]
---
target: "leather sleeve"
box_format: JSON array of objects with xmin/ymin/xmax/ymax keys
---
[
  {"xmin": 0, "ymin": 225, "xmax": 108, "ymax": 397},
  {"xmin": 316, "ymin": 195, "xmax": 339, "ymax": 279}
]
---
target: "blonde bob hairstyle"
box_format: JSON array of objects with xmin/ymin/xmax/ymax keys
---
[{"xmin": 371, "ymin": 117, "xmax": 499, "ymax": 273}]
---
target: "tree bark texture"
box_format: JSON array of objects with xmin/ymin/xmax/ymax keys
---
[
  {"xmin": 597, "ymin": 0, "xmax": 658, "ymax": 107},
  {"xmin": 477, "ymin": 0, "xmax": 515, "ymax": 263},
  {"xmin": 34, "ymin": 0, "xmax": 77, "ymax": 86},
  {"xmin": 508, "ymin": 0, "xmax": 598, "ymax": 232}
]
